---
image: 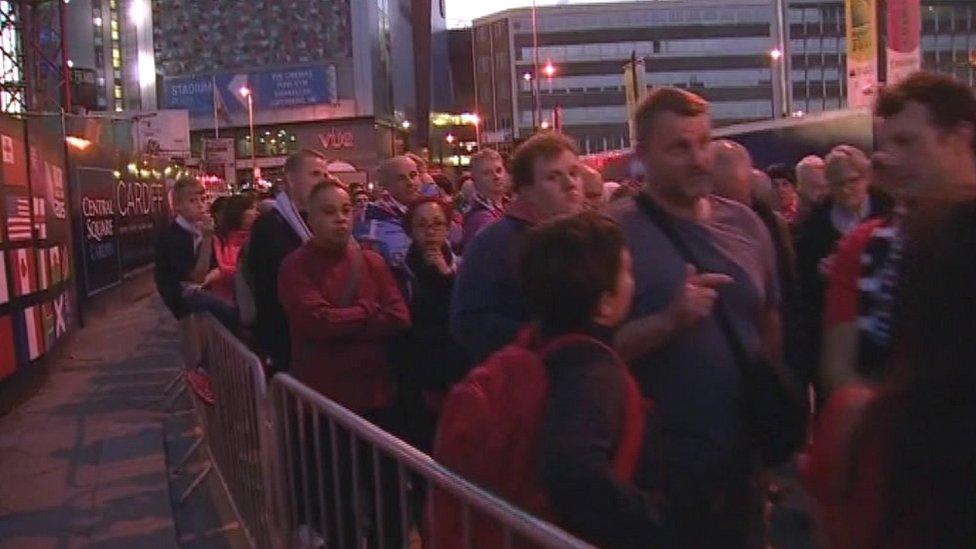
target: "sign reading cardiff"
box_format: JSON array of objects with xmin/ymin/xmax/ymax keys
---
[{"xmin": 163, "ymin": 65, "xmax": 338, "ymax": 116}]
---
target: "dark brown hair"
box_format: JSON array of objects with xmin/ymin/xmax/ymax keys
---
[
  {"xmin": 307, "ymin": 176, "xmax": 348, "ymax": 204},
  {"xmin": 876, "ymin": 71, "xmax": 976, "ymax": 150},
  {"xmin": 405, "ymin": 197, "xmax": 452, "ymax": 230},
  {"xmin": 283, "ymin": 148, "xmax": 327, "ymax": 175},
  {"xmin": 220, "ymin": 193, "xmax": 257, "ymax": 234},
  {"xmin": 173, "ymin": 175, "xmax": 203, "ymax": 202},
  {"xmin": 520, "ymin": 211, "xmax": 625, "ymax": 335},
  {"xmin": 634, "ymin": 87, "xmax": 709, "ymax": 154},
  {"xmin": 509, "ymin": 131, "xmax": 578, "ymax": 190}
]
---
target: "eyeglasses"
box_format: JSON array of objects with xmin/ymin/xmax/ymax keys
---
[{"xmin": 415, "ymin": 220, "xmax": 448, "ymax": 231}]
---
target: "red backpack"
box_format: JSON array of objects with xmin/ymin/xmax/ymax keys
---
[{"xmin": 427, "ymin": 327, "xmax": 648, "ymax": 548}]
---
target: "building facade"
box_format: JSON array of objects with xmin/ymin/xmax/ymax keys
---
[
  {"xmin": 789, "ymin": 1, "xmax": 976, "ymax": 115},
  {"xmin": 473, "ymin": 0, "xmax": 976, "ymax": 155},
  {"xmin": 152, "ymin": 0, "xmax": 448, "ymax": 182},
  {"xmin": 473, "ymin": 0, "xmax": 782, "ymax": 154},
  {"xmin": 63, "ymin": 0, "xmax": 157, "ymax": 113}
]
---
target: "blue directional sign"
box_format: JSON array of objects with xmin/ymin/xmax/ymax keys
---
[{"xmin": 162, "ymin": 65, "xmax": 338, "ymax": 116}]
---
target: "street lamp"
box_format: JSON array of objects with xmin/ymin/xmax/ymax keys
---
[
  {"xmin": 401, "ymin": 120, "xmax": 411, "ymax": 130},
  {"xmin": 543, "ymin": 60, "xmax": 557, "ymax": 131},
  {"xmin": 239, "ymin": 86, "xmax": 257, "ymax": 181},
  {"xmin": 523, "ymin": 72, "xmax": 538, "ymax": 131}
]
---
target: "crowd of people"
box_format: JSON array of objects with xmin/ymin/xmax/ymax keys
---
[{"xmin": 154, "ymin": 70, "xmax": 976, "ymax": 548}]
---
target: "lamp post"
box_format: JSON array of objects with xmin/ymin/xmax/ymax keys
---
[
  {"xmin": 523, "ymin": 72, "xmax": 536, "ymax": 131},
  {"xmin": 769, "ymin": 48, "xmax": 786, "ymax": 118},
  {"xmin": 543, "ymin": 60, "xmax": 556, "ymax": 129},
  {"xmin": 239, "ymin": 86, "xmax": 257, "ymax": 181}
]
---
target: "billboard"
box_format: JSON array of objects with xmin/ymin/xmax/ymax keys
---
[
  {"xmin": 0, "ymin": 114, "xmax": 77, "ymax": 382},
  {"xmin": 134, "ymin": 110, "xmax": 191, "ymax": 158},
  {"xmin": 846, "ymin": 0, "xmax": 879, "ymax": 109},
  {"xmin": 163, "ymin": 65, "xmax": 339, "ymax": 117}
]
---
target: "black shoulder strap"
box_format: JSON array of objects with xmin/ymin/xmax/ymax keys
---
[{"xmin": 633, "ymin": 193, "xmax": 753, "ymax": 366}]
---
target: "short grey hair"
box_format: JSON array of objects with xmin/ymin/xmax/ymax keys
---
[
  {"xmin": 824, "ymin": 145, "xmax": 870, "ymax": 185},
  {"xmin": 376, "ymin": 155, "xmax": 416, "ymax": 188},
  {"xmin": 469, "ymin": 148, "xmax": 503, "ymax": 172}
]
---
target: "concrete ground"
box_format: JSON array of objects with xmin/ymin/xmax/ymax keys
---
[{"xmin": 0, "ymin": 287, "xmax": 248, "ymax": 548}]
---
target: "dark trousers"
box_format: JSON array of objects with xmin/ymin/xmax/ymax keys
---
[
  {"xmin": 183, "ymin": 289, "xmax": 239, "ymax": 334},
  {"xmin": 664, "ymin": 472, "xmax": 765, "ymax": 549}
]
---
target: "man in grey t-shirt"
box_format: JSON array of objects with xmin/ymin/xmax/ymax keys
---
[{"xmin": 608, "ymin": 87, "xmax": 782, "ymax": 547}]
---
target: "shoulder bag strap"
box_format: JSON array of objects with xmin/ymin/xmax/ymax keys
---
[{"xmin": 632, "ymin": 193, "xmax": 753, "ymax": 367}]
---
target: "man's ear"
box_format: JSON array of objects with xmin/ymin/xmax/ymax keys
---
[{"xmin": 592, "ymin": 291, "xmax": 614, "ymax": 328}]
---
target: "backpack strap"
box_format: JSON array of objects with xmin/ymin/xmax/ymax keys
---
[{"xmin": 537, "ymin": 333, "xmax": 648, "ymax": 484}]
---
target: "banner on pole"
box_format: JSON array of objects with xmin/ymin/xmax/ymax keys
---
[
  {"xmin": 846, "ymin": 0, "xmax": 879, "ymax": 108},
  {"xmin": 886, "ymin": 0, "xmax": 922, "ymax": 86}
]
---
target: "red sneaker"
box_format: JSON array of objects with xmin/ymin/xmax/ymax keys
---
[{"xmin": 185, "ymin": 369, "xmax": 216, "ymax": 405}]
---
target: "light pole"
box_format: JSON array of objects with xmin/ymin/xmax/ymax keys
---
[
  {"xmin": 523, "ymin": 72, "xmax": 536, "ymax": 131},
  {"xmin": 543, "ymin": 60, "xmax": 556, "ymax": 129},
  {"xmin": 239, "ymin": 86, "xmax": 257, "ymax": 181},
  {"xmin": 769, "ymin": 48, "xmax": 786, "ymax": 118}
]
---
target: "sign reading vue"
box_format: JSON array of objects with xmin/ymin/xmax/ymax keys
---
[{"xmin": 163, "ymin": 65, "xmax": 338, "ymax": 116}]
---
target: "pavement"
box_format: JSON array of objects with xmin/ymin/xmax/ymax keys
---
[{"xmin": 0, "ymin": 288, "xmax": 247, "ymax": 548}]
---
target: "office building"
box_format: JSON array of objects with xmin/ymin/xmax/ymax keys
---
[
  {"xmin": 473, "ymin": 0, "xmax": 783, "ymax": 153},
  {"xmin": 153, "ymin": 0, "xmax": 450, "ymax": 182},
  {"xmin": 473, "ymin": 0, "xmax": 976, "ymax": 154},
  {"xmin": 64, "ymin": 0, "xmax": 157, "ymax": 113},
  {"xmin": 789, "ymin": 1, "xmax": 976, "ymax": 114}
]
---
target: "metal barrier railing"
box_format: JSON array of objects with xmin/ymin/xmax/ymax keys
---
[
  {"xmin": 191, "ymin": 313, "xmax": 281, "ymax": 549},
  {"xmin": 269, "ymin": 374, "xmax": 594, "ymax": 549},
  {"xmin": 174, "ymin": 313, "xmax": 593, "ymax": 549}
]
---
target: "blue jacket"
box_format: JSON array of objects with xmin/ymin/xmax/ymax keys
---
[
  {"xmin": 353, "ymin": 200, "xmax": 412, "ymax": 271},
  {"xmin": 449, "ymin": 198, "xmax": 542, "ymax": 362}
]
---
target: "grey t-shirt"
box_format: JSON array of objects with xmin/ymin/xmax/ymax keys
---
[{"xmin": 608, "ymin": 194, "xmax": 779, "ymax": 489}]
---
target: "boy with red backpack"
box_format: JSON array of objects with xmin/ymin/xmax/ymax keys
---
[{"xmin": 430, "ymin": 211, "xmax": 662, "ymax": 547}]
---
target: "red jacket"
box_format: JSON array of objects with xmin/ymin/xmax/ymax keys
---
[
  {"xmin": 278, "ymin": 241, "xmax": 411, "ymax": 413},
  {"xmin": 212, "ymin": 229, "xmax": 249, "ymax": 303}
]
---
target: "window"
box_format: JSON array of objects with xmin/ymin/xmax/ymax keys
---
[{"xmin": 114, "ymin": 85, "xmax": 123, "ymax": 99}]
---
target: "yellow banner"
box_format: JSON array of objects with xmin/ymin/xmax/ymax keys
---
[{"xmin": 846, "ymin": 0, "xmax": 879, "ymax": 108}]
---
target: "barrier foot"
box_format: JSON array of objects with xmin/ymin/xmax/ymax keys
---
[
  {"xmin": 180, "ymin": 461, "xmax": 213, "ymax": 504},
  {"xmin": 171, "ymin": 437, "xmax": 205, "ymax": 476}
]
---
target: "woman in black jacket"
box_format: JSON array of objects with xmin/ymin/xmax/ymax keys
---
[{"xmin": 397, "ymin": 197, "xmax": 471, "ymax": 451}]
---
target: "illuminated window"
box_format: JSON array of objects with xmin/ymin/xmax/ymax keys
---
[
  {"xmin": 93, "ymin": 16, "xmax": 102, "ymax": 26},
  {"xmin": 110, "ymin": 29, "xmax": 119, "ymax": 40},
  {"xmin": 114, "ymin": 85, "xmax": 122, "ymax": 99},
  {"xmin": 110, "ymin": 20, "xmax": 118, "ymax": 32}
]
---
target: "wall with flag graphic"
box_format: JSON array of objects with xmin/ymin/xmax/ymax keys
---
[{"xmin": 0, "ymin": 113, "xmax": 78, "ymax": 383}]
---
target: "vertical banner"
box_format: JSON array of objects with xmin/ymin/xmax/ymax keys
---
[
  {"xmin": 846, "ymin": 0, "xmax": 879, "ymax": 108},
  {"xmin": 202, "ymin": 137, "xmax": 237, "ymax": 187},
  {"xmin": 623, "ymin": 57, "xmax": 647, "ymax": 148},
  {"xmin": 886, "ymin": 0, "xmax": 922, "ymax": 85}
]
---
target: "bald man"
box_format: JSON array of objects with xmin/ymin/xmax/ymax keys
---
[
  {"xmin": 353, "ymin": 155, "xmax": 423, "ymax": 270},
  {"xmin": 709, "ymin": 139, "xmax": 754, "ymax": 205},
  {"xmin": 580, "ymin": 164, "xmax": 604, "ymax": 210},
  {"xmin": 710, "ymin": 141, "xmax": 798, "ymax": 356}
]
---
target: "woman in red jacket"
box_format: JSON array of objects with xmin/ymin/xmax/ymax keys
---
[
  {"xmin": 277, "ymin": 179, "xmax": 411, "ymax": 416},
  {"xmin": 211, "ymin": 193, "xmax": 258, "ymax": 304},
  {"xmin": 805, "ymin": 201, "xmax": 976, "ymax": 548}
]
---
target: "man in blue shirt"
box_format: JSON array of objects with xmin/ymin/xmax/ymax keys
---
[{"xmin": 607, "ymin": 87, "xmax": 782, "ymax": 546}]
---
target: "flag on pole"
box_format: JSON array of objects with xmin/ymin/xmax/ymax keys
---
[
  {"xmin": 10, "ymin": 248, "xmax": 36, "ymax": 297},
  {"xmin": 0, "ymin": 252, "xmax": 8, "ymax": 304},
  {"xmin": 36, "ymin": 247, "xmax": 49, "ymax": 291},
  {"xmin": 213, "ymin": 75, "xmax": 231, "ymax": 137},
  {"xmin": 0, "ymin": 315, "xmax": 15, "ymax": 381},
  {"xmin": 32, "ymin": 197, "xmax": 47, "ymax": 239},
  {"xmin": 6, "ymin": 195, "xmax": 32, "ymax": 241},
  {"xmin": 21, "ymin": 305, "xmax": 43, "ymax": 360}
]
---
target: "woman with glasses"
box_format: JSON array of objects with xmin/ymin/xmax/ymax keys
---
[{"xmin": 395, "ymin": 197, "xmax": 472, "ymax": 452}]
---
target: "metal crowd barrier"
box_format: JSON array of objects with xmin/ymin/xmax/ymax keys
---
[
  {"xmin": 186, "ymin": 313, "xmax": 282, "ymax": 548},
  {"xmin": 174, "ymin": 313, "xmax": 592, "ymax": 549},
  {"xmin": 269, "ymin": 374, "xmax": 594, "ymax": 549}
]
